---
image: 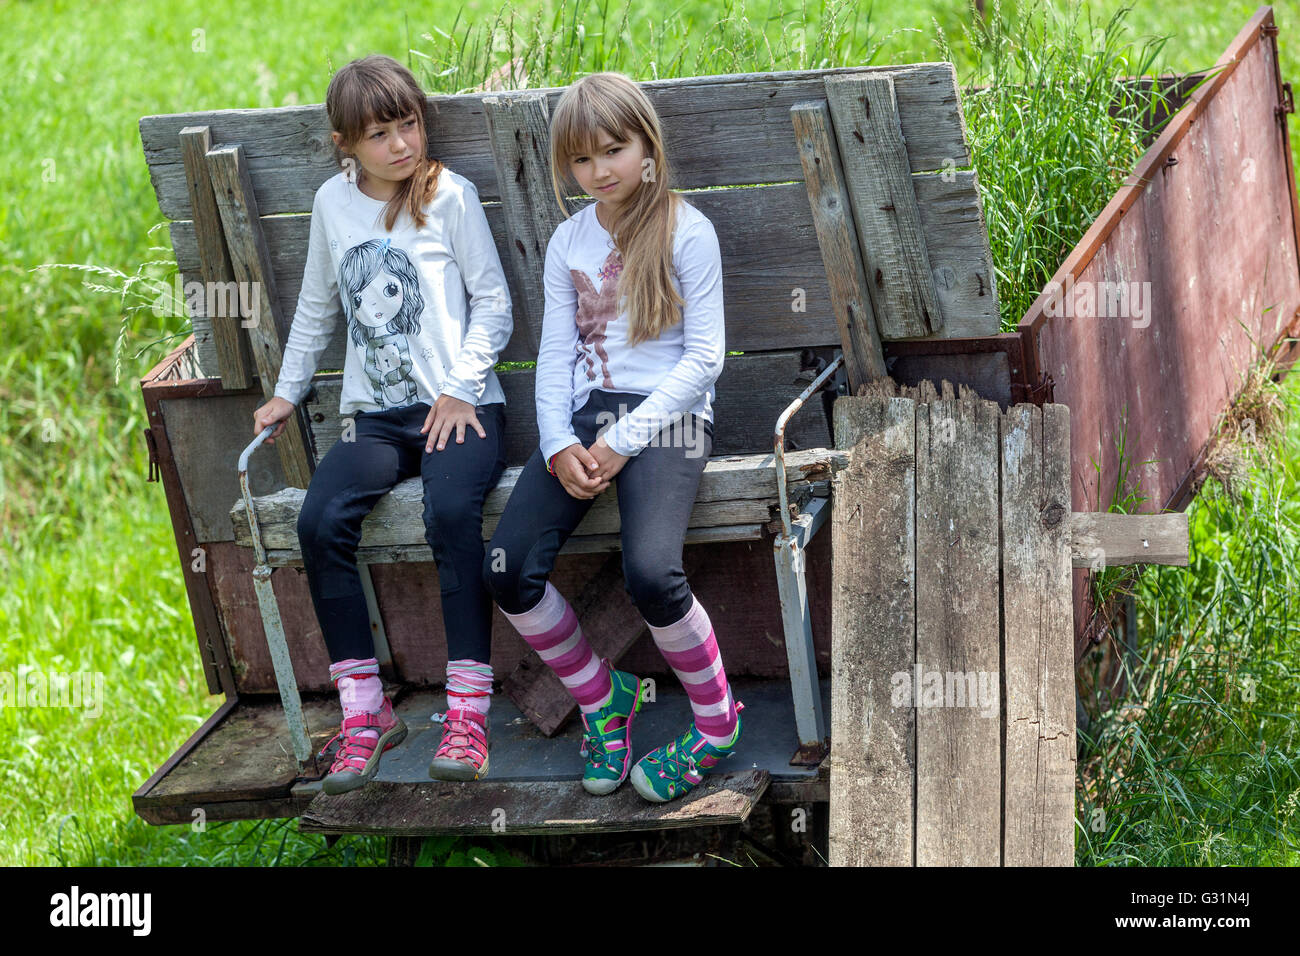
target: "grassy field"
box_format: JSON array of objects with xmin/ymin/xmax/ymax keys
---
[{"xmin": 1, "ymin": 0, "xmax": 1297, "ymax": 865}]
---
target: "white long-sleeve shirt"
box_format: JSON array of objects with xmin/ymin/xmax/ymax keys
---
[
  {"xmin": 273, "ymin": 167, "xmax": 512, "ymax": 415},
  {"xmin": 536, "ymin": 198, "xmax": 725, "ymax": 459}
]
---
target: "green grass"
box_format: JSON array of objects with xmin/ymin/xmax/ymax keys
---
[{"xmin": 2, "ymin": 0, "xmax": 1299, "ymax": 865}]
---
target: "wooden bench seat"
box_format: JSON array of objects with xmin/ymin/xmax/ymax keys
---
[{"xmin": 232, "ymin": 447, "xmax": 848, "ymax": 561}]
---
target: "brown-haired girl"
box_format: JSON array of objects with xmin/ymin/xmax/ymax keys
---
[
  {"xmin": 253, "ymin": 54, "xmax": 512, "ymax": 792},
  {"xmin": 483, "ymin": 72, "xmax": 742, "ymax": 803}
]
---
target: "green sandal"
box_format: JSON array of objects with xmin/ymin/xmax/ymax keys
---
[
  {"xmin": 629, "ymin": 702, "xmax": 744, "ymax": 803},
  {"xmin": 578, "ymin": 663, "xmax": 642, "ymax": 795}
]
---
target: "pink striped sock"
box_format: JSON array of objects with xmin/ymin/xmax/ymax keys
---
[
  {"xmin": 502, "ymin": 582, "xmax": 613, "ymax": 713},
  {"xmin": 329, "ymin": 657, "xmax": 382, "ymax": 743},
  {"xmin": 446, "ymin": 658, "xmax": 493, "ymax": 717},
  {"xmin": 646, "ymin": 597, "xmax": 738, "ymax": 747}
]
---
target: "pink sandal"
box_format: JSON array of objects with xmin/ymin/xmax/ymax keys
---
[
  {"xmin": 427, "ymin": 708, "xmax": 489, "ymax": 781},
  {"xmin": 320, "ymin": 697, "xmax": 408, "ymax": 795}
]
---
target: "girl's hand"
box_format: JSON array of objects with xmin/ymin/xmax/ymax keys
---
[
  {"xmin": 253, "ymin": 397, "xmax": 296, "ymax": 444},
  {"xmin": 588, "ymin": 436, "xmax": 629, "ymax": 483},
  {"xmin": 553, "ymin": 444, "xmax": 609, "ymax": 500},
  {"xmin": 422, "ymin": 394, "xmax": 486, "ymax": 452}
]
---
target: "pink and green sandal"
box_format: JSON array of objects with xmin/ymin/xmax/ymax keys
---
[
  {"xmin": 579, "ymin": 665, "xmax": 643, "ymax": 795},
  {"xmin": 629, "ymin": 701, "xmax": 744, "ymax": 803},
  {"xmin": 427, "ymin": 708, "xmax": 490, "ymax": 781},
  {"xmin": 320, "ymin": 697, "xmax": 408, "ymax": 795}
]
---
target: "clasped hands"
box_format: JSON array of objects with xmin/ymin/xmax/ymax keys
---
[{"xmin": 551, "ymin": 437, "xmax": 628, "ymax": 500}]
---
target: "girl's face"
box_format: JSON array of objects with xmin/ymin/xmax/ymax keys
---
[
  {"xmin": 333, "ymin": 111, "xmax": 423, "ymax": 201},
  {"xmin": 568, "ymin": 129, "xmax": 649, "ymax": 215},
  {"xmin": 352, "ymin": 269, "xmax": 404, "ymax": 329}
]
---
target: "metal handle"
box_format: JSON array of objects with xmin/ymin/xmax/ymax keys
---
[{"xmin": 774, "ymin": 354, "xmax": 844, "ymax": 538}]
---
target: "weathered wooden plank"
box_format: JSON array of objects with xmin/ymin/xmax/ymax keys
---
[
  {"xmin": 205, "ymin": 144, "xmax": 314, "ymax": 488},
  {"xmin": 141, "ymin": 64, "xmax": 969, "ymax": 220},
  {"xmin": 829, "ymin": 394, "xmax": 916, "ymax": 867},
  {"xmin": 790, "ymin": 100, "xmax": 887, "ymax": 390},
  {"xmin": 1001, "ymin": 402, "xmax": 1076, "ymax": 866},
  {"xmin": 176, "ymin": 173, "xmax": 999, "ymax": 376},
  {"xmin": 180, "ymin": 126, "xmax": 252, "ymax": 389},
  {"xmin": 1069, "ymin": 511, "xmax": 1189, "ymax": 567},
  {"xmin": 303, "ymin": 350, "xmax": 835, "ymax": 465},
  {"xmin": 913, "ymin": 380, "xmax": 1001, "ymax": 866},
  {"xmin": 483, "ymin": 93, "xmax": 571, "ymax": 353},
  {"xmin": 231, "ymin": 455, "xmax": 839, "ymax": 553},
  {"xmin": 298, "ymin": 769, "xmax": 769, "ymax": 836},
  {"xmin": 826, "ymin": 73, "xmax": 945, "ymax": 339},
  {"xmin": 261, "ymin": 523, "xmax": 765, "ymax": 565}
]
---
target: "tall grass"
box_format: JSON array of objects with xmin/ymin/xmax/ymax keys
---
[
  {"xmin": 938, "ymin": 0, "xmax": 1176, "ymax": 331},
  {"xmin": 1076, "ymin": 354, "xmax": 1300, "ymax": 864}
]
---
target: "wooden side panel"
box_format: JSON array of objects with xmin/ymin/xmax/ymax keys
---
[
  {"xmin": 828, "ymin": 395, "xmax": 916, "ymax": 867},
  {"xmin": 1024, "ymin": 30, "xmax": 1300, "ymax": 521},
  {"xmin": 1001, "ymin": 403, "xmax": 1076, "ymax": 866},
  {"xmin": 177, "ymin": 176, "xmax": 998, "ymax": 375},
  {"xmin": 913, "ymin": 388, "xmax": 1002, "ymax": 866},
  {"xmin": 141, "ymin": 64, "xmax": 968, "ymax": 219}
]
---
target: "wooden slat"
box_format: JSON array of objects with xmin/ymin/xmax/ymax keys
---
[
  {"xmin": 298, "ymin": 769, "xmax": 769, "ymax": 836},
  {"xmin": 828, "ymin": 394, "xmax": 916, "ymax": 867},
  {"xmin": 179, "ymin": 126, "xmax": 252, "ymax": 388},
  {"xmin": 205, "ymin": 144, "xmax": 314, "ymax": 488},
  {"xmin": 304, "ymin": 350, "xmax": 835, "ymax": 465},
  {"xmin": 261, "ymin": 523, "xmax": 765, "ymax": 566},
  {"xmin": 231, "ymin": 449, "xmax": 844, "ymax": 553},
  {"xmin": 913, "ymin": 380, "xmax": 1001, "ymax": 866},
  {"xmin": 1001, "ymin": 403, "xmax": 1075, "ymax": 866},
  {"xmin": 1069, "ymin": 511, "xmax": 1189, "ymax": 567},
  {"xmin": 141, "ymin": 64, "xmax": 969, "ymax": 220},
  {"xmin": 826, "ymin": 73, "xmax": 945, "ymax": 338},
  {"xmin": 176, "ymin": 171, "xmax": 999, "ymax": 376},
  {"xmin": 483, "ymin": 93, "xmax": 571, "ymax": 353},
  {"xmin": 790, "ymin": 100, "xmax": 887, "ymax": 391}
]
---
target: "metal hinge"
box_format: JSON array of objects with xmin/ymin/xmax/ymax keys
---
[
  {"xmin": 1263, "ymin": 23, "xmax": 1279, "ymax": 39},
  {"xmin": 1277, "ymin": 81, "xmax": 1295, "ymax": 120},
  {"xmin": 144, "ymin": 427, "xmax": 161, "ymax": 482},
  {"xmin": 1011, "ymin": 373, "xmax": 1054, "ymax": 406}
]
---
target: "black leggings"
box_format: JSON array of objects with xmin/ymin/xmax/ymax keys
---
[
  {"xmin": 483, "ymin": 391, "xmax": 713, "ymax": 627},
  {"xmin": 298, "ymin": 401, "xmax": 507, "ymax": 663}
]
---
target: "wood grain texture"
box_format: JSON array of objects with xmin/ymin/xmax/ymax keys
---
[
  {"xmin": 230, "ymin": 447, "xmax": 844, "ymax": 555},
  {"xmin": 483, "ymin": 93, "xmax": 571, "ymax": 353},
  {"xmin": 790, "ymin": 100, "xmax": 888, "ymax": 390},
  {"xmin": 179, "ymin": 126, "xmax": 251, "ymax": 389},
  {"xmin": 298, "ymin": 769, "xmax": 769, "ymax": 836},
  {"xmin": 1001, "ymin": 402, "xmax": 1076, "ymax": 866},
  {"xmin": 205, "ymin": 144, "xmax": 313, "ymax": 488},
  {"xmin": 141, "ymin": 64, "xmax": 969, "ymax": 219},
  {"xmin": 826, "ymin": 73, "xmax": 946, "ymax": 339},
  {"xmin": 913, "ymin": 381, "xmax": 1002, "ymax": 866},
  {"xmin": 829, "ymin": 395, "xmax": 916, "ymax": 866},
  {"xmin": 177, "ymin": 174, "xmax": 999, "ymax": 374},
  {"xmin": 1069, "ymin": 511, "xmax": 1189, "ymax": 567}
]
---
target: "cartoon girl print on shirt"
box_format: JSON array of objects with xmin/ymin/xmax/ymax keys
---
[{"xmin": 339, "ymin": 237, "xmax": 424, "ymax": 408}]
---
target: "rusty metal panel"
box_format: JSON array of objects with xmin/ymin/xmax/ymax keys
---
[
  {"xmin": 1016, "ymin": 9, "xmax": 1300, "ymax": 649},
  {"xmin": 1025, "ymin": 9, "xmax": 1299, "ymax": 516}
]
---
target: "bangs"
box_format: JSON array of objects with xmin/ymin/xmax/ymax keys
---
[
  {"xmin": 331, "ymin": 63, "xmax": 423, "ymax": 144},
  {"xmin": 552, "ymin": 81, "xmax": 640, "ymax": 163}
]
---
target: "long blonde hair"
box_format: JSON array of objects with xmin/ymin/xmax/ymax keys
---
[
  {"xmin": 549, "ymin": 72, "xmax": 684, "ymax": 346},
  {"xmin": 326, "ymin": 54, "xmax": 444, "ymax": 231}
]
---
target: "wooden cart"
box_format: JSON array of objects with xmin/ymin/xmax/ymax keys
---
[{"xmin": 132, "ymin": 6, "xmax": 1296, "ymax": 864}]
